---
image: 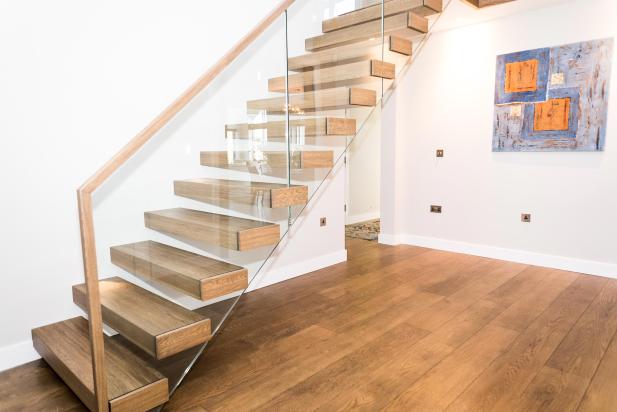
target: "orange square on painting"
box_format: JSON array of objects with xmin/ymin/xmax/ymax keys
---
[
  {"xmin": 505, "ymin": 59, "xmax": 539, "ymax": 93},
  {"xmin": 534, "ymin": 98, "xmax": 571, "ymax": 131}
]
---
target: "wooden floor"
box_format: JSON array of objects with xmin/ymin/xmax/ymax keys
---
[{"xmin": 3, "ymin": 238, "xmax": 617, "ymax": 411}]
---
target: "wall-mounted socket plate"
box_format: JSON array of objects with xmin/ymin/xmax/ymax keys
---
[
  {"xmin": 320, "ymin": 217, "xmax": 327, "ymax": 227},
  {"xmin": 521, "ymin": 213, "xmax": 531, "ymax": 223},
  {"xmin": 430, "ymin": 205, "xmax": 442, "ymax": 214},
  {"xmin": 436, "ymin": 149, "xmax": 444, "ymax": 158}
]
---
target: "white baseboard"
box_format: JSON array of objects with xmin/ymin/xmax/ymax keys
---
[
  {"xmin": 387, "ymin": 233, "xmax": 617, "ymax": 279},
  {"xmin": 0, "ymin": 249, "xmax": 349, "ymax": 372},
  {"xmin": 0, "ymin": 340, "xmax": 40, "ymax": 372},
  {"xmin": 378, "ymin": 232, "xmax": 402, "ymax": 245},
  {"xmin": 248, "ymin": 248, "xmax": 348, "ymax": 291},
  {"xmin": 346, "ymin": 211, "xmax": 380, "ymax": 225}
]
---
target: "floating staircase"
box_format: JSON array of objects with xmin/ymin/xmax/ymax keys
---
[{"xmin": 28, "ymin": 1, "xmax": 449, "ymax": 410}]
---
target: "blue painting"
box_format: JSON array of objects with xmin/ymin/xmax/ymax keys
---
[{"xmin": 493, "ymin": 39, "xmax": 613, "ymax": 152}]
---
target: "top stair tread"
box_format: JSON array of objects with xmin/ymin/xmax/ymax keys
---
[
  {"xmin": 322, "ymin": 0, "xmax": 441, "ymax": 32},
  {"xmin": 306, "ymin": 11, "xmax": 428, "ymax": 51},
  {"xmin": 31, "ymin": 317, "xmax": 168, "ymax": 411}
]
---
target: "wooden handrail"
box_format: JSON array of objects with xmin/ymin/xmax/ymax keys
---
[{"xmin": 76, "ymin": 1, "xmax": 295, "ymax": 410}]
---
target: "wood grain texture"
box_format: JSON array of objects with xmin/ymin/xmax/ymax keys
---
[
  {"xmin": 31, "ymin": 317, "xmax": 168, "ymax": 412},
  {"xmin": 160, "ymin": 241, "xmax": 617, "ymax": 412},
  {"xmin": 0, "ymin": 360, "xmax": 85, "ymax": 412},
  {"xmin": 390, "ymin": 34, "xmax": 413, "ymax": 55},
  {"xmin": 144, "ymin": 208, "xmax": 280, "ymax": 251},
  {"xmin": 174, "ymin": 178, "xmax": 307, "ymax": 209},
  {"xmin": 11, "ymin": 241, "xmax": 617, "ymax": 411},
  {"xmin": 225, "ymin": 117, "xmax": 356, "ymax": 140},
  {"xmin": 288, "ymin": 36, "xmax": 411, "ymax": 72},
  {"xmin": 305, "ymin": 11, "xmax": 428, "ymax": 51},
  {"xmin": 73, "ymin": 277, "xmax": 211, "ymax": 360},
  {"xmin": 322, "ymin": 0, "xmax": 439, "ymax": 33},
  {"xmin": 268, "ymin": 60, "xmax": 394, "ymax": 93},
  {"xmin": 110, "ymin": 241, "xmax": 248, "ymax": 301},
  {"xmin": 247, "ymin": 87, "xmax": 376, "ymax": 114},
  {"xmin": 200, "ymin": 150, "xmax": 334, "ymax": 170},
  {"xmin": 76, "ymin": 191, "xmax": 109, "ymax": 412}
]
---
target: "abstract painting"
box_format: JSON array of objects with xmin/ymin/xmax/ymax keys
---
[{"xmin": 492, "ymin": 39, "xmax": 613, "ymax": 152}]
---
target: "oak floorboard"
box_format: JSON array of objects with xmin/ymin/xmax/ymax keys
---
[
  {"xmin": 5, "ymin": 240, "xmax": 617, "ymax": 412},
  {"xmin": 446, "ymin": 275, "xmax": 607, "ymax": 411},
  {"xmin": 514, "ymin": 280, "xmax": 617, "ymax": 412}
]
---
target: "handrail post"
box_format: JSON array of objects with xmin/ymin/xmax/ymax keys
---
[{"xmin": 77, "ymin": 190, "xmax": 109, "ymax": 412}]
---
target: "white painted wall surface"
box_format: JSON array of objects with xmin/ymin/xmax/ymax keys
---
[
  {"xmin": 346, "ymin": 109, "xmax": 381, "ymax": 224},
  {"xmin": 0, "ymin": 0, "xmax": 348, "ymax": 371},
  {"xmin": 381, "ymin": 0, "xmax": 617, "ymax": 277}
]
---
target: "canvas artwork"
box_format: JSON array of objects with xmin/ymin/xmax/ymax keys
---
[{"xmin": 493, "ymin": 39, "xmax": 614, "ymax": 152}]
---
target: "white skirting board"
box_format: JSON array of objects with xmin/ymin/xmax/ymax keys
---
[
  {"xmin": 379, "ymin": 233, "xmax": 617, "ymax": 279},
  {"xmin": 345, "ymin": 211, "xmax": 380, "ymax": 225},
  {"xmin": 0, "ymin": 249, "xmax": 348, "ymax": 372}
]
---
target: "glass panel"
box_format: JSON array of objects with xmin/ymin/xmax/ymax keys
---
[
  {"xmin": 90, "ymin": 12, "xmax": 291, "ymax": 397},
  {"xmin": 85, "ymin": 0, "xmax": 449, "ymax": 407}
]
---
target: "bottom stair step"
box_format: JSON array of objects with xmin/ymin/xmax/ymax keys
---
[
  {"xmin": 73, "ymin": 277, "xmax": 212, "ymax": 360},
  {"xmin": 32, "ymin": 317, "xmax": 169, "ymax": 412}
]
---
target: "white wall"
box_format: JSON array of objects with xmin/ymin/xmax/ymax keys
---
[
  {"xmin": 346, "ymin": 109, "xmax": 381, "ymax": 224},
  {"xmin": 381, "ymin": 0, "xmax": 617, "ymax": 277},
  {"xmin": 0, "ymin": 0, "xmax": 348, "ymax": 371}
]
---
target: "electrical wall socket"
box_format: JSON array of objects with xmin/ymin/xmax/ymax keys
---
[
  {"xmin": 430, "ymin": 205, "xmax": 442, "ymax": 214},
  {"xmin": 521, "ymin": 213, "xmax": 531, "ymax": 223},
  {"xmin": 320, "ymin": 217, "xmax": 327, "ymax": 227},
  {"xmin": 436, "ymin": 149, "xmax": 444, "ymax": 158}
]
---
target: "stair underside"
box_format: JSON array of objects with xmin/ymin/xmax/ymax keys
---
[
  {"xmin": 32, "ymin": 317, "xmax": 168, "ymax": 412},
  {"xmin": 269, "ymin": 59, "xmax": 395, "ymax": 93},
  {"xmin": 73, "ymin": 277, "xmax": 211, "ymax": 359},
  {"xmin": 226, "ymin": 117, "xmax": 356, "ymax": 141},
  {"xmin": 288, "ymin": 36, "xmax": 412, "ymax": 72},
  {"xmin": 200, "ymin": 150, "xmax": 334, "ymax": 170},
  {"xmin": 322, "ymin": 0, "xmax": 441, "ymax": 33},
  {"xmin": 174, "ymin": 178, "xmax": 308, "ymax": 209},
  {"xmin": 247, "ymin": 87, "xmax": 376, "ymax": 114},
  {"xmin": 111, "ymin": 241, "xmax": 248, "ymax": 301},
  {"xmin": 306, "ymin": 11, "xmax": 428, "ymax": 51},
  {"xmin": 145, "ymin": 208, "xmax": 280, "ymax": 251}
]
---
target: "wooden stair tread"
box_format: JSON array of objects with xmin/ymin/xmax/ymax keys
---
[
  {"xmin": 247, "ymin": 87, "xmax": 376, "ymax": 114},
  {"xmin": 269, "ymin": 59, "xmax": 395, "ymax": 93},
  {"xmin": 288, "ymin": 36, "xmax": 412, "ymax": 72},
  {"xmin": 226, "ymin": 117, "xmax": 356, "ymax": 140},
  {"xmin": 32, "ymin": 317, "xmax": 168, "ymax": 412},
  {"xmin": 322, "ymin": 0, "xmax": 441, "ymax": 33},
  {"xmin": 73, "ymin": 277, "xmax": 211, "ymax": 359},
  {"xmin": 174, "ymin": 178, "xmax": 308, "ymax": 208},
  {"xmin": 144, "ymin": 208, "xmax": 280, "ymax": 251},
  {"xmin": 111, "ymin": 241, "xmax": 248, "ymax": 301},
  {"xmin": 200, "ymin": 150, "xmax": 334, "ymax": 170},
  {"xmin": 306, "ymin": 11, "xmax": 428, "ymax": 51}
]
